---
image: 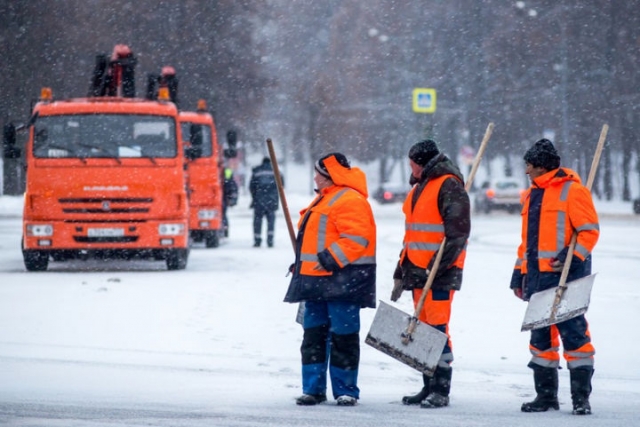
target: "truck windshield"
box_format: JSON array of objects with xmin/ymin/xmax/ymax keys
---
[
  {"xmin": 180, "ymin": 122, "xmax": 213, "ymax": 157},
  {"xmin": 33, "ymin": 114, "xmax": 177, "ymax": 159}
]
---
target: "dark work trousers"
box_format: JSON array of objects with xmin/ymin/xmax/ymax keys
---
[
  {"xmin": 253, "ymin": 207, "xmax": 275, "ymax": 245},
  {"xmin": 529, "ymin": 313, "xmax": 595, "ymax": 370},
  {"xmin": 301, "ymin": 300, "xmax": 361, "ymax": 399}
]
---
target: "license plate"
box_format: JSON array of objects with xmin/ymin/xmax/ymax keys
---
[{"xmin": 88, "ymin": 228, "xmax": 125, "ymax": 237}]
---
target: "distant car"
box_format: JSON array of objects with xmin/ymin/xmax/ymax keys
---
[
  {"xmin": 475, "ymin": 179, "xmax": 525, "ymax": 214},
  {"xmin": 373, "ymin": 183, "xmax": 411, "ymax": 204}
]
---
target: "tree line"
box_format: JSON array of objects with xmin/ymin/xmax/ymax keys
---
[{"xmin": 1, "ymin": 0, "xmax": 638, "ymax": 199}]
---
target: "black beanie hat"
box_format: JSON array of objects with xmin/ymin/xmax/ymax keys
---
[
  {"xmin": 524, "ymin": 138, "xmax": 561, "ymax": 170},
  {"xmin": 315, "ymin": 152, "xmax": 350, "ymax": 178},
  {"xmin": 408, "ymin": 139, "xmax": 440, "ymax": 167}
]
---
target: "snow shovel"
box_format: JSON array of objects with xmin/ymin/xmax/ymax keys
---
[
  {"xmin": 366, "ymin": 122, "xmax": 494, "ymax": 376},
  {"xmin": 521, "ymin": 124, "xmax": 608, "ymax": 332},
  {"xmin": 266, "ymin": 139, "xmax": 306, "ymax": 324}
]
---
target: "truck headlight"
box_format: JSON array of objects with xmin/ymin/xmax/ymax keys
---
[
  {"xmin": 27, "ymin": 224, "xmax": 53, "ymax": 236},
  {"xmin": 158, "ymin": 223, "xmax": 185, "ymax": 236}
]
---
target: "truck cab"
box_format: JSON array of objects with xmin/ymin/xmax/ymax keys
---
[
  {"xmin": 179, "ymin": 101, "xmax": 223, "ymax": 248},
  {"xmin": 18, "ymin": 46, "xmax": 190, "ymax": 271}
]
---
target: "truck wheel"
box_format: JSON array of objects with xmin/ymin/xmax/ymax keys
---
[
  {"xmin": 23, "ymin": 249, "xmax": 49, "ymax": 271},
  {"xmin": 166, "ymin": 248, "xmax": 189, "ymax": 270},
  {"xmin": 205, "ymin": 231, "xmax": 220, "ymax": 248}
]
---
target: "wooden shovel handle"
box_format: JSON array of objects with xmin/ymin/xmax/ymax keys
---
[
  {"xmin": 549, "ymin": 124, "xmax": 608, "ymax": 322},
  {"xmin": 403, "ymin": 123, "xmax": 494, "ymax": 343},
  {"xmin": 266, "ymin": 138, "xmax": 297, "ymax": 253}
]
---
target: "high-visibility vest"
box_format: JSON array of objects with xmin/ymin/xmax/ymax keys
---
[{"xmin": 401, "ymin": 174, "xmax": 466, "ymax": 270}]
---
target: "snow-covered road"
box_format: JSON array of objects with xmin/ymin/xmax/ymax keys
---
[{"xmin": 0, "ymin": 195, "xmax": 639, "ymax": 426}]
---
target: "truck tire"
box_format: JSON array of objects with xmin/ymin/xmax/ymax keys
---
[
  {"xmin": 23, "ymin": 249, "xmax": 49, "ymax": 271},
  {"xmin": 166, "ymin": 248, "xmax": 189, "ymax": 270},
  {"xmin": 205, "ymin": 231, "xmax": 220, "ymax": 248}
]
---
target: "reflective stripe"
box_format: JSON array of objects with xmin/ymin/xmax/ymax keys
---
[
  {"xmin": 253, "ymin": 170, "xmax": 274, "ymax": 178},
  {"xmin": 556, "ymin": 210, "xmax": 567, "ymax": 256},
  {"xmin": 408, "ymin": 242, "xmax": 441, "ymax": 251},
  {"xmin": 330, "ymin": 242, "xmax": 350, "ymax": 265},
  {"xmin": 300, "ymin": 253, "xmax": 318, "ymax": 262},
  {"xmin": 559, "ymin": 181, "xmax": 572, "ymax": 201},
  {"xmin": 575, "ymin": 243, "xmax": 590, "ymax": 259},
  {"xmin": 328, "ymin": 188, "xmax": 349, "ymax": 206},
  {"xmin": 340, "ymin": 233, "xmax": 369, "ymax": 247},
  {"xmin": 576, "ymin": 223, "xmax": 599, "ymax": 232},
  {"xmin": 530, "ymin": 357, "xmax": 559, "ymax": 369},
  {"xmin": 405, "ymin": 223, "xmax": 445, "ymax": 232},
  {"xmin": 515, "ymin": 259, "xmax": 523, "ymax": 267},
  {"xmin": 529, "ymin": 347, "xmax": 560, "ymax": 357},
  {"xmin": 539, "ymin": 250, "xmax": 558, "ymax": 259},
  {"xmin": 565, "ymin": 349, "xmax": 595, "ymax": 358},
  {"xmin": 567, "ymin": 358, "xmax": 594, "ymax": 369},
  {"xmin": 317, "ymin": 214, "xmax": 328, "ymax": 253}
]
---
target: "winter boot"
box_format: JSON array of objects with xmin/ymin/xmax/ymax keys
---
[
  {"xmin": 253, "ymin": 238, "xmax": 261, "ymax": 247},
  {"xmin": 402, "ymin": 374, "xmax": 431, "ymax": 405},
  {"xmin": 521, "ymin": 366, "xmax": 559, "ymax": 412},
  {"xmin": 570, "ymin": 367, "xmax": 593, "ymax": 415},
  {"xmin": 420, "ymin": 366, "xmax": 452, "ymax": 408},
  {"xmin": 295, "ymin": 393, "xmax": 327, "ymax": 406},
  {"xmin": 336, "ymin": 395, "xmax": 357, "ymax": 406}
]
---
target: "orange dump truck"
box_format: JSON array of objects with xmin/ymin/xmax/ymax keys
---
[
  {"xmin": 16, "ymin": 46, "xmax": 189, "ymax": 271},
  {"xmin": 179, "ymin": 101, "xmax": 223, "ymax": 248}
]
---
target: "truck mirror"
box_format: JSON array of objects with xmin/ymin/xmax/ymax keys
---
[
  {"xmin": 3, "ymin": 123, "xmax": 21, "ymax": 159},
  {"xmin": 224, "ymin": 129, "xmax": 238, "ymax": 158}
]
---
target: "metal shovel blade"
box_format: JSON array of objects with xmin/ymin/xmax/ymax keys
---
[
  {"xmin": 521, "ymin": 274, "xmax": 596, "ymax": 331},
  {"xmin": 365, "ymin": 301, "xmax": 448, "ymax": 376}
]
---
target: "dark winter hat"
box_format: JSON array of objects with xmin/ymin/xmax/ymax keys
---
[
  {"xmin": 524, "ymin": 138, "xmax": 561, "ymax": 170},
  {"xmin": 315, "ymin": 152, "xmax": 350, "ymax": 178},
  {"xmin": 408, "ymin": 139, "xmax": 440, "ymax": 167},
  {"xmin": 262, "ymin": 156, "xmax": 271, "ymax": 165}
]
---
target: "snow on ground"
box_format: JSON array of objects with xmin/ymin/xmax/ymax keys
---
[{"xmin": 0, "ymin": 161, "xmax": 639, "ymax": 426}]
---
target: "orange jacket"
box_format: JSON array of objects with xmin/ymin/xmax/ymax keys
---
[
  {"xmin": 401, "ymin": 174, "xmax": 466, "ymax": 271},
  {"xmin": 511, "ymin": 167, "xmax": 599, "ymax": 298},
  {"xmin": 284, "ymin": 155, "xmax": 377, "ymax": 307}
]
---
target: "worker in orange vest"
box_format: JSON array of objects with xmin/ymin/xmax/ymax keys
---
[
  {"xmin": 391, "ymin": 139, "xmax": 470, "ymax": 409},
  {"xmin": 284, "ymin": 153, "xmax": 376, "ymax": 407},
  {"xmin": 511, "ymin": 139, "xmax": 599, "ymax": 415}
]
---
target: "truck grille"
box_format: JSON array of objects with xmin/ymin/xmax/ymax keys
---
[{"xmin": 59, "ymin": 198, "xmax": 153, "ymax": 214}]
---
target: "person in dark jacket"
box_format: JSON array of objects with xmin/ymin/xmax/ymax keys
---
[
  {"xmin": 284, "ymin": 152, "xmax": 376, "ymax": 407},
  {"xmin": 390, "ymin": 139, "xmax": 470, "ymax": 409},
  {"xmin": 222, "ymin": 167, "xmax": 238, "ymax": 238},
  {"xmin": 510, "ymin": 139, "xmax": 599, "ymax": 415},
  {"xmin": 249, "ymin": 157, "xmax": 282, "ymax": 247}
]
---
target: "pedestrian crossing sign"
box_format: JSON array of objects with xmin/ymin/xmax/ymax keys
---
[{"xmin": 412, "ymin": 88, "xmax": 437, "ymax": 113}]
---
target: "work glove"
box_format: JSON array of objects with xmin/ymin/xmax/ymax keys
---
[
  {"xmin": 513, "ymin": 287, "xmax": 524, "ymax": 300},
  {"xmin": 390, "ymin": 279, "xmax": 404, "ymax": 302},
  {"xmin": 549, "ymin": 246, "xmax": 569, "ymax": 272},
  {"xmin": 390, "ymin": 263, "xmax": 404, "ymax": 301},
  {"xmin": 510, "ymin": 269, "xmax": 527, "ymax": 301}
]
